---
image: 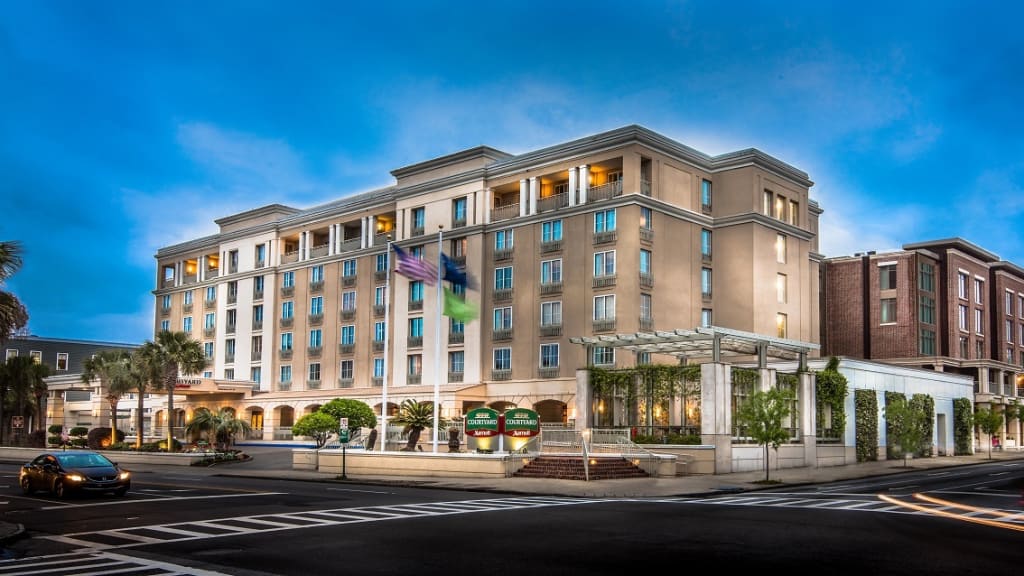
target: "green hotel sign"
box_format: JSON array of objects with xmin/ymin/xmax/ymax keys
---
[
  {"xmin": 502, "ymin": 408, "xmax": 540, "ymax": 438},
  {"xmin": 465, "ymin": 408, "xmax": 500, "ymax": 438}
]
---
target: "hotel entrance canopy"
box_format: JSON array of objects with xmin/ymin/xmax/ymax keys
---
[{"xmin": 569, "ymin": 326, "xmax": 820, "ymax": 367}]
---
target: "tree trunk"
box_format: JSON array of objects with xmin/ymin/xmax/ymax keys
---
[
  {"xmin": 764, "ymin": 444, "xmax": 770, "ymax": 482},
  {"xmin": 136, "ymin": 392, "xmax": 145, "ymax": 450},
  {"xmin": 165, "ymin": 367, "xmax": 175, "ymax": 452},
  {"xmin": 404, "ymin": 428, "xmax": 422, "ymax": 451},
  {"xmin": 109, "ymin": 398, "xmax": 118, "ymax": 446}
]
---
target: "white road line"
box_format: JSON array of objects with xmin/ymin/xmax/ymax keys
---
[
  {"xmin": 325, "ymin": 487, "xmax": 393, "ymax": 494},
  {"xmin": 40, "ymin": 491, "xmax": 286, "ymax": 510}
]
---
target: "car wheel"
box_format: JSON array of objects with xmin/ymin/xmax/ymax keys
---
[
  {"xmin": 20, "ymin": 477, "xmax": 33, "ymax": 495},
  {"xmin": 114, "ymin": 487, "xmax": 128, "ymax": 497},
  {"xmin": 53, "ymin": 480, "xmax": 65, "ymax": 499}
]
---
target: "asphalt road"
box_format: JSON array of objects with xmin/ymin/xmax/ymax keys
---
[{"xmin": 0, "ymin": 459, "xmax": 1021, "ymax": 575}]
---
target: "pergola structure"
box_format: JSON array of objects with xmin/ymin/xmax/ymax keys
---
[{"xmin": 569, "ymin": 326, "xmax": 820, "ymax": 367}]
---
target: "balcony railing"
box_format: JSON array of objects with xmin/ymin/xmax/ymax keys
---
[
  {"xmin": 408, "ymin": 374, "xmax": 422, "ymax": 385},
  {"xmin": 411, "ymin": 226, "xmax": 425, "ymax": 237},
  {"xmin": 492, "ymin": 328, "xmax": 514, "ymax": 341},
  {"xmin": 340, "ymin": 308, "xmax": 356, "ymax": 321},
  {"xmin": 338, "ymin": 377, "xmax": 354, "ymax": 388},
  {"xmin": 540, "ymin": 282, "xmax": 562, "ymax": 295},
  {"xmin": 226, "ymin": 323, "xmax": 236, "ymax": 334},
  {"xmin": 183, "ymin": 302, "xmax": 193, "ymax": 313},
  {"xmin": 593, "ymin": 274, "xmax": 617, "ymax": 289},
  {"xmin": 307, "ymin": 380, "xmax": 321, "ymax": 390},
  {"xmin": 281, "ymin": 286, "xmax": 294, "ymax": 298},
  {"xmin": 494, "ymin": 248, "xmax": 513, "ymax": 262},
  {"xmin": 373, "ymin": 340, "xmax": 385, "ymax": 352},
  {"xmin": 252, "ymin": 319, "xmax": 263, "ymax": 330},
  {"xmin": 493, "ymin": 288, "xmax": 513, "ymax": 302},
  {"xmin": 308, "ymin": 346, "xmax": 322, "ymax": 358},
  {"xmin": 452, "ymin": 217, "xmax": 467, "ymax": 229},
  {"xmin": 448, "ymin": 332, "xmax": 464, "ymax": 345},
  {"xmin": 540, "ymin": 240, "xmax": 562, "ymax": 253},
  {"xmin": 310, "ymin": 244, "xmax": 329, "ymax": 259},
  {"xmin": 409, "ymin": 300, "xmax": 423, "ymax": 312},
  {"xmin": 279, "ymin": 349, "xmax": 293, "ymax": 360},
  {"xmin": 224, "ymin": 354, "xmax": 235, "ymax": 364},
  {"xmin": 491, "ymin": 369, "xmax": 512, "ymax": 381},
  {"xmin": 182, "ymin": 274, "xmax": 198, "ymax": 285},
  {"xmin": 255, "ymin": 259, "xmax": 266, "ymax": 269},
  {"xmin": 372, "ymin": 377, "xmax": 383, "ymax": 387},
  {"xmin": 593, "ymin": 318, "xmax": 617, "ymax": 332},
  {"xmin": 227, "ymin": 293, "xmax": 237, "ymax": 305},
  {"xmin": 252, "ymin": 351, "xmax": 262, "ymax": 361},
  {"xmin": 538, "ymin": 366, "xmax": 560, "ymax": 379},
  {"xmin": 204, "ymin": 298, "xmax": 216, "ymax": 309},
  {"xmin": 448, "ymin": 371, "xmax": 464, "ymax": 383},
  {"xmin": 540, "ymin": 324, "xmax": 562, "ymax": 337},
  {"xmin": 206, "ymin": 269, "xmax": 220, "ymax": 280},
  {"xmin": 277, "ymin": 381, "xmax": 292, "ymax": 391},
  {"xmin": 309, "ymin": 313, "xmax": 324, "ymax": 326},
  {"xmin": 342, "ymin": 275, "xmax": 357, "ymax": 288},
  {"xmin": 374, "ymin": 304, "xmax": 386, "ymax": 316},
  {"xmin": 228, "ymin": 263, "xmax": 238, "ymax": 274},
  {"xmin": 280, "ymin": 317, "xmax": 294, "ymax": 328},
  {"xmin": 593, "ymin": 230, "xmax": 617, "ymax": 245},
  {"xmin": 160, "ymin": 306, "xmax": 171, "ymax": 317},
  {"xmin": 339, "ymin": 343, "xmax": 355, "ymax": 355},
  {"xmin": 408, "ymin": 336, "xmax": 423, "ymax": 348},
  {"xmin": 203, "ymin": 327, "xmax": 216, "ymax": 338},
  {"xmin": 253, "ymin": 289, "xmax": 264, "ymax": 301},
  {"xmin": 310, "ymin": 281, "xmax": 324, "ymax": 293},
  {"xmin": 641, "ymin": 179, "xmax": 652, "ymax": 196},
  {"xmin": 640, "ymin": 227, "xmax": 654, "ymax": 243},
  {"xmin": 537, "ymin": 192, "xmax": 569, "ymax": 213},
  {"xmin": 639, "ymin": 273, "xmax": 654, "ymax": 289},
  {"xmin": 639, "ymin": 316, "xmax": 654, "ymax": 331},
  {"xmin": 374, "ymin": 270, "xmax": 388, "ymax": 282},
  {"xmin": 587, "ymin": 180, "xmax": 623, "ymax": 202},
  {"xmin": 340, "ymin": 238, "xmax": 361, "ymax": 253},
  {"xmin": 490, "ymin": 203, "xmax": 520, "ymax": 222}
]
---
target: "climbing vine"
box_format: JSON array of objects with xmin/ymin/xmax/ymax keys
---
[
  {"xmin": 855, "ymin": 389, "xmax": 878, "ymax": 462},
  {"xmin": 953, "ymin": 397, "xmax": 973, "ymax": 455},
  {"xmin": 815, "ymin": 356, "xmax": 848, "ymax": 443},
  {"xmin": 911, "ymin": 393, "xmax": 934, "ymax": 457}
]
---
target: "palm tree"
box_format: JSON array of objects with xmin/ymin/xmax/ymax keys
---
[
  {"xmin": 186, "ymin": 407, "xmax": 252, "ymax": 451},
  {"xmin": 390, "ymin": 399, "xmax": 447, "ymax": 451},
  {"xmin": 82, "ymin": 350, "xmax": 135, "ymax": 446},
  {"xmin": 1, "ymin": 356, "xmax": 49, "ymax": 444},
  {"xmin": 148, "ymin": 330, "xmax": 206, "ymax": 452},
  {"xmin": 0, "ymin": 241, "xmax": 29, "ymax": 344},
  {"xmin": 130, "ymin": 344, "xmax": 163, "ymax": 449}
]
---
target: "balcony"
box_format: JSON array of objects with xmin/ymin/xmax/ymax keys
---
[
  {"xmin": 281, "ymin": 286, "xmax": 294, "ymax": 298},
  {"xmin": 340, "ymin": 308, "xmax": 356, "ymax": 321},
  {"xmin": 537, "ymin": 192, "xmax": 568, "ymax": 213},
  {"xmin": 538, "ymin": 366, "xmax": 560, "ymax": 379},
  {"xmin": 183, "ymin": 274, "xmax": 198, "ymax": 285},
  {"xmin": 342, "ymin": 275, "xmax": 357, "ymax": 288},
  {"xmin": 452, "ymin": 217, "xmax": 467, "ymax": 229},
  {"xmin": 374, "ymin": 304, "xmax": 386, "ymax": 317},
  {"xmin": 228, "ymin": 263, "xmax": 238, "ymax": 274},
  {"xmin": 448, "ymin": 371, "xmax": 464, "ymax": 383},
  {"xmin": 280, "ymin": 317, "xmax": 294, "ymax": 328},
  {"xmin": 252, "ymin": 319, "xmax": 263, "ymax": 330},
  {"xmin": 279, "ymin": 349, "xmax": 293, "ymax": 360},
  {"xmin": 540, "ymin": 240, "xmax": 562, "ymax": 253},
  {"xmin": 253, "ymin": 289, "xmax": 264, "ymax": 301},
  {"xmin": 183, "ymin": 302, "xmax": 193, "ymax": 313},
  {"xmin": 490, "ymin": 203, "xmax": 520, "ymax": 222},
  {"xmin": 373, "ymin": 340, "xmax": 385, "ymax": 352},
  {"xmin": 374, "ymin": 270, "xmax": 388, "ymax": 283},
  {"xmin": 307, "ymin": 380, "xmax": 321, "ymax": 390},
  {"xmin": 227, "ymin": 293, "xmax": 237, "ymax": 305},
  {"xmin": 338, "ymin": 377, "xmax": 354, "ymax": 388},
  {"xmin": 593, "ymin": 230, "xmax": 617, "ymax": 245},
  {"xmin": 492, "ymin": 328, "xmax": 514, "ymax": 341},
  {"xmin": 309, "ymin": 313, "xmax": 324, "ymax": 326},
  {"xmin": 588, "ymin": 180, "xmax": 623, "ymax": 202},
  {"xmin": 225, "ymin": 354, "xmax": 235, "ymax": 364},
  {"xmin": 277, "ymin": 381, "xmax": 292, "ymax": 391},
  {"xmin": 639, "ymin": 273, "xmax": 654, "ymax": 289},
  {"xmin": 251, "ymin": 351, "xmax": 262, "ymax": 361},
  {"xmin": 494, "ymin": 247, "xmax": 513, "ymax": 262},
  {"xmin": 639, "ymin": 316, "xmax": 654, "ymax": 331},
  {"xmin": 408, "ymin": 374, "xmax": 422, "ymax": 385},
  {"xmin": 204, "ymin": 298, "xmax": 217, "ymax": 309},
  {"xmin": 640, "ymin": 227, "xmax": 654, "ymax": 244},
  {"xmin": 226, "ymin": 323, "xmax": 236, "ymax": 335},
  {"xmin": 255, "ymin": 259, "xmax": 266, "ymax": 269},
  {"xmin": 310, "ymin": 244, "xmax": 329, "ymax": 259},
  {"xmin": 409, "ymin": 300, "xmax": 423, "ymax": 312},
  {"xmin": 372, "ymin": 377, "xmax": 383, "ymax": 387},
  {"xmin": 308, "ymin": 346, "xmax": 322, "ymax": 358},
  {"xmin": 339, "ymin": 343, "xmax": 355, "ymax": 355},
  {"xmin": 540, "ymin": 282, "xmax": 562, "ymax": 295},
  {"xmin": 641, "ymin": 179, "xmax": 652, "ymax": 196},
  {"xmin": 448, "ymin": 332, "xmax": 464, "ymax": 345},
  {"xmin": 540, "ymin": 324, "xmax": 562, "ymax": 337},
  {"xmin": 593, "ymin": 318, "xmax": 617, "ymax": 332},
  {"xmin": 309, "ymin": 281, "xmax": 324, "ymax": 293},
  {"xmin": 593, "ymin": 275, "xmax": 617, "ymax": 289},
  {"xmin": 491, "ymin": 369, "xmax": 512, "ymax": 381},
  {"xmin": 408, "ymin": 336, "xmax": 423, "ymax": 348},
  {"xmin": 339, "ymin": 237, "xmax": 360, "ymax": 253},
  {"xmin": 411, "ymin": 226, "xmax": 425, "ymax": 237},
  {"xmin": 493, "ymin": 288, "xmax": 513, "ymax": 302},
  {"xmin": 450, "ymin": 254, "xmax": 466, "ymax": 267},
  {"xmin": 160, "ymin": 306, "xmax": 171, "ymax": 317},
  {"xmin": 203, "ymin": 327, "xmax": 216, "ymax": 338}
]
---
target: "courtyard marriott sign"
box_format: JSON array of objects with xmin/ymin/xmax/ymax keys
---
[
  {"xmin": 502, "ymin": 408, "xmax": 540, "ymax": 438},
  {"xmin": 465, "ymin": 408, "xmax": 500, "ymax": 437}
]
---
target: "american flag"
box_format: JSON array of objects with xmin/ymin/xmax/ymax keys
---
[{"xmin": 393, "ymin": 244, "xmax": 438, "ymax": 285}]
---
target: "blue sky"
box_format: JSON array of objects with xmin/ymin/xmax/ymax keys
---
[{"xmin": 2, "ymin": 1, "xmax": 1022, "ymax": 344}]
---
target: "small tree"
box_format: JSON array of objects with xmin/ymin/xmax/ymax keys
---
[
  {"xmin": 319, "ymin": 399, "xmax": 377, "ymax": 440},
  {"xmin": 292, "ymin": 412, "xmax": 339, "ymax": 449},
  {"xmin": 884, "ymin": 394, "xmax": 929, "ymax": 467},
  {"xmin": 974, "ymin": 407, "xmax": 1004, "ymax": 460},
  {"xmin": 735, "ymin": 387, "xmax": 794, "ymax": 482},
  {"xmin": 185, "ymin": 407, "xmax": 252, "ymax": 451},
  {"xmin": 391, "ymin": 399, "xmax": 447, "ymax": 451}
]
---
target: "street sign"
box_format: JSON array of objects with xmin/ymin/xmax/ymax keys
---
[
  {"xmin": 11, "ymin": 416, "xmax": 23, "ymax": 429},
  {"xmin": 340, "ymin": 417, "xmax": 349, "ymax": 429},
  {"xmin": 339, "ymin": 428, "xmax": 350, "ymax": 443}
]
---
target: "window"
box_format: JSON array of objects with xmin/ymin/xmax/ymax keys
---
[
  {"xmin": 1008, "ymin": 348, "xmax": 1015, "ymax": 364},
  {"xmin": 255, "ymin": 243, "xmax": 266, "ymax": 266},
  {"xmin": 281, "ymin": 301, "xmax": 294, "ymax": 319},
  {"xmin": 919, "ymin": 263, "xmax": 934, "ymax": 292},
  {"xmin": 410, "ymin": 281, "xmax": 424, "ymax": 303},
  {"xmin": 227, "ymin": 281, "xmax": 238, "ymax": 299},
  {"xmin": 409, "ymin": 317, "xmax": 424, "ymax": 338},
  {"xmin": 450, "ymin": 237, "xmax": 467, "ymax": 258},
  {"xmin": 450, "ymin": 317, "xmax": 464, "ymax": 334},
  {"xmin": 374, "ymin": 358, "xmax": 385, "ymax": 378},
  {"xmin": 308, "ymin": 363, "xmax": 321, "ymax": 382},
  {"xmin": 280, "ymin": 365, "xmax": 292, "ymax": 383},
  {"xmin": 701, "ymin": 267, "xmax": 712, "ymax": 298},
  {"xmin": 594, "ymin": 250, "xmax": 615, "ymax": 276},
  {"xmin": 1007, "ymin": 291, "xmax": 1014, "ymax": 316},
  {"xmin": 183, "ymin": 290, "xmax": 193, "ymax": 305},
  {"xmin": 1007, "ymin": 319, "xmax": 1014, "ymax": 343},
  {"xmin": 879, "ymin": 264, "xmax": 897, "ymax": 290},
  {"xmin": 4, "ymin": 349, "xmax": 16, "ymax": 360},
  {"xmin": 253, "ymin": 304, "xmax": 264, "ymax": 323},
  {"xmin": 252, "ymin": 335, "xmax": 262, "ymax": 356},
  {"xmin": 411, "ymin": 207, "xmax": 425, "ymax": 230},
  {"xmin": 594, "ymin": 209, "xmax": 616, "ymax": 233},
  {"xmin": 959, "ymin": 336, "xmax": 969, "ymax": 358},
  {"xmin": 975, "ymin": 309, "xmax": 984, "ymax": 334},
  {"xmin": 376, "ymin": 253, "xmax": 388, "ymax": 272},
  {"xmin": 251, "ymin": 367, "xmax": 261, "ymax": 384},
  {"xmin": 594, "ymin": 294, "xmax": 615, "ymax": 320},
  {"xmin": 342, "ymin": 259, "xmax": 356, "ymax": 278},
  {"xmin": 225, "ymin": 339, "xmax": 236, "ymax": 358},
  {"xmin": 205, "ymin": 286, "xmax": 216, "ymax": 303},
  {"xmin": 283, "ymin": 271, "xmax": 295, "ymax": 288},
  {"xmin": 701, "ymin": 229, "xmax": 712, "ymax": 260},
  {"xmin": 56, "ymin": 353, "xmax": 69, "ymax": 371},
  {"xmin": 254, "ymin": 275, "xmax": 264, "ymax": 293},
  {"xmin": 281, "ymin": 333, "xmax": 293, "ymax": 351},
  {"xmin": 203, "ymin": 342, "xmax": 214, "ymax": 359},
  {"xmin": 308, "ymin": 296, "xmax": 322, "ymax": 316},
  {"xmin": 183, "ymin": 317, "xmax": 193, "ymax": 332},
  {"xmin": 701, "ymin": 308, "xmax": 713, "ymax": 327},
  {"xmin": 495, "ymin": 229, "xmax": 514, "ymax": 250},
  {"xmin": 228, "ymin": 249, "xmax": 238, "ymax": 271},
  {"xmin": 493, "ymin": 348, "xmax": 511, "ymax": 371},
  {"xmin": 540, "ymin": 344, "xmax": 559, "ymax": 368},
  {"xmin": 29, "ymin": 350, "xmax": 41, "ymax": 364},
  {"xmin": 340, "ymin": 360, "xmax": 353, "ymax": 379},
  {"xmin": 1020, "ymin": 295, "xmax": 1024, "ymax": 319},
  {"xmin": 541, "ymin": 301, "xmax": 562, "ymax": 326},
  {"xmin": 976, "ymin": 340, "xmax": 985, "ymax": 359},
  {"xmin": 411, "ymin": 244, "xmax": 424, "ymax": 259},
  {"xmin": 958, "ymin": 272, "xmax": 968, "ymax": 299},
  {"xmin": 310, "ymin": 265, "xmax": 324, "ymax": 283},
  {"xmin": 160, "ymin": 320, "xmax": 170, "ymax": 331},
  {"xmin": 449, "ymin": 351, "xmax": 464, "ymax": 373},
  {"xmin": 593, "ymin": 346, "xmax": 615, "ymax": 365},
  {"xmin": 494, "ymin": 267, "xmax": 513, "ymax": 290},
  {"xmin": 700, "ymin": 179, "xmax": 712, "ymax": 211},
  {"xmin": 880, "ymin": 298, "xmax": 897, "ymax": 324},
  {"xmin": 974, "ymin": 278, "xmax": 984, "ymax": 305},
  {"xmin": 407, "ymin": 354, "xmax": 422, "ymax": 376},
  {"xmin": 920, "ymin": 296, "xmax": 935, "ymax": 324},
  {"xmin": 640, "ymin": 207, "xmax": 652, "ymax": 229},
  {"xmin": 161, "ymin": 294, "xmax": 171, "ymax": 309},
  {"xmin": 493, "ymin": 307, "xmax": 512, "ymax": 330},
  {"xmin": 774, "ymin": 194, "xmax": 786, "ymax": 220},
  {"xmin": 541, "ymin": 259, "xmax": 562, "ymax": 284},
  {"xmin": 776, "ymin": 313, "xmax": 788, "ymax": 338},
  {"xmin": 640, "ymin": 293, "xmax": 652, "ymax": 320},
  {"xmin": 342, "ymin": 291, "xmax": 356, "ymax": 311},
  {"xmin": 639, "ymin": 249, "xmax": 652, "ymax": 275},
  {"xmin": 341, "ymin": 325, "xmax": 355, "ymax": 345},
  {"xmin": 226, "ymin": 308, "xmax": 236, "ymax": 328},
  {"xmin": 375, "ymin": 286, "xmax": 387, "ymax": 306},
  {"xmin": 776, "ymin": 234, "xmax": 787, "ymax": 264},
  {"xmin": 777, "ymin": 274, "xmax": 787, "ymax": 304},
  {"xmin": 959, "ymin": 305, "xmax": 969, "ymax": 331},
  {"xmin": 788, "ymin": 200, "xmax": 799, "ymax": 226},
  {"xmin": 541, "ymin": 220, "xmax": 562, "ymax": 243},
  {"xmin": 309, "ymin": 329, "xmax": 322, "ymax": 348},
  {"xmin": 452, "ymin": 197, "xmax": 467, "ymax": 223},
  {"xmin": 637, "ymin": 352, "xmax": 651, "ymax": 365},
  {"xmin": 374, "ymin": 321, "xmax": 386, "ymax": 342}
]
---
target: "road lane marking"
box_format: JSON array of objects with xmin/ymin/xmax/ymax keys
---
[
  {"xmin": 0, "ymin": 550, "xmax": 233, "ymax": 575},
  {"xmin": 39, "ymin": 491, "xmax": 286, "ymax": 510}
]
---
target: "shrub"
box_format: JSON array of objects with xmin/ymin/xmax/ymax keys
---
[
  {"xmin": 632, "ymin": 434, "xmax": 660, "ymax": 444},
  {"xmin": 48, "ymin": 436, "xmax": 63, "ymax": 446},
  {"xmin": 69, "ymin": 426, "xmax": 89, "ymax": 438},
  {"xmin": 70, "ymin": 438, "xmax": 88, "ymax": 448},
  {"xmin": 48, "ymin": 424, "xmax": 63, "ymax": 435},
  {"xmin": 87, "ymin": 427, "xmax": 126, "ymax": 450},
  {"xmin": 666, "ymin": 433, "xmax": 702, "ymax": 445}
]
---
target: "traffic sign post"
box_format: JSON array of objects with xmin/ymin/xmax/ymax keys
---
[{"xmin": 339, "ymin": 426, "xmax": 349, "ymax": 480}]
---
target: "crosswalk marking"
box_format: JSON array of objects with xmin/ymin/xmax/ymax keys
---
[
  {"xmin": 0, "ymin": 550, "xmax": 233, "ymax": 575},
  {"xmin": 43, "ymin": 496, "xmax": 602, "ymax": 550}
]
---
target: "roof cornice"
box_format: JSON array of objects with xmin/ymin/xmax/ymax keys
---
[{"xmin": 902, "ymin": 238, "xmax": 1000, "ymax": 263}]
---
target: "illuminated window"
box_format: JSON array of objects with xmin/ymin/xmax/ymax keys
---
[{"xmin": 776, "ymin": 313, "xmax": 788, "ymax": 338}]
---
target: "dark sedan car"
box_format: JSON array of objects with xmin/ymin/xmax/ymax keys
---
[{"xmin": 19, "ymin": 451, "xmax": 131, "ymax": 498}]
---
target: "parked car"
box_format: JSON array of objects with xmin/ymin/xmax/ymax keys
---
[{"xmin": 19, "ymin": 451, "xmax": 131, "ymax": 498}]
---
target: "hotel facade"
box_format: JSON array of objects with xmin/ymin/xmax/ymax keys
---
[{"xmin": 152, "ymin": 125, "xmax": 822, "ymax": 442}]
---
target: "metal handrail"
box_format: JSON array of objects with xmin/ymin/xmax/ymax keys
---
[{"xmin": 581, "ymin": 430, "xmax": 591, "ymax": 482}]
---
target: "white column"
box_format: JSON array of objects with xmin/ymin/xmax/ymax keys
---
[
  {"xmin": 199, "ymin": 256, "xmax": 206, "ymax": 282},
  {"xmin": 529, "ymin": 177, "xmax": 538, "ymax": 215},
  {"xmin": 361, "ymin": 217, "xmax": 368, "ymax": 249},
  {"xmin": 328, "ymin": 225, "xmax": 336, "ymax": 256},
  {"xmin": 579, "ymin": 165, "xmax": 590, "ymax": 204},
  {"xmin": 175, "ymin": 262, "xmax": 182, "ymax": 286},
  {"xmin": 467, "ymin": 192, "xmax": 476, "ymax": 226},
  {"xmin": 300, "ymin": 232, "xmax": 307, "ymax": 261},
  {"xmin": 484, "ymin": 187, "xmax": 493, "ymax": 224},
  {"xmin": 369, "ymin": 216, "xmax": 378, "ymax": 246},
  {"xmin": 519, "ymin": 179, "xmax": 528, "ymax": 217},
  {"xmin": 568, "ymin": 168, "xmax": 577, "ymax": 207}
]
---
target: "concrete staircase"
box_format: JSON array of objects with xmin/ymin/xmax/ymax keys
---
[{"xmin": 512, "ymin": 455, "xmax": 649, "ymax": 480}]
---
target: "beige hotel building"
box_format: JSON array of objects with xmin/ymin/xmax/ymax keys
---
[{"xmin": 152, "ymin": 125, "xmax": 821, "ymax": 441}]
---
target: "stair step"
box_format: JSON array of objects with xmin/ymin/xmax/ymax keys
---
[{"xmin": 513, "ymin": 456, "xmax": 649, "ymax": 481}]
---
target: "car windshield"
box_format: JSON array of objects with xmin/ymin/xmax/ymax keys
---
[{"xmin": 56, "ymin": 453, "xmax": 113, "ymax": 468}]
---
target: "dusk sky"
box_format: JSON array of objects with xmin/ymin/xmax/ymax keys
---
[{"xmin": 2, "ymin": 1, "xmax": 1022, "ymax": 344}]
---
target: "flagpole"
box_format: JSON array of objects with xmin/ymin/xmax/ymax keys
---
[
  {"xmin": 433, "ymin": 225, "xmax": 443, "ymax": 453},
  {"xmin": 381, "ymin": 237, "xmax": 392, "ymax": 453}
]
